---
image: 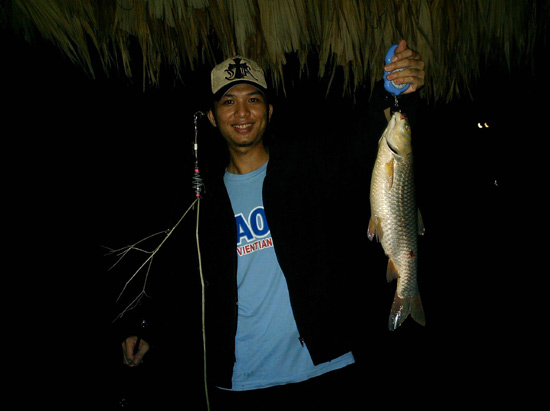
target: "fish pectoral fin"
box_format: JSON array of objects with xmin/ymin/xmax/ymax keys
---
[
  {"xmin": 368, "ymin": 217, "xmax": 376, "ymax": 241},
  {"xmin": 417, "ymin": 209, "xmax": 425, "ymax": 236},
  {"xmin": 368, "ymin": 217, "xmax": 383, "ymax": 242},
  {"xmin": 385, "ymin": 159, "xmax": 394, "ymax": 190},
  {"xmin": 386, "ymin": 259, "xmax": 399, "ymax": 282},
  {"xmin": 388, "ymin": 292, "xmax": 426, "ymax": 331}
]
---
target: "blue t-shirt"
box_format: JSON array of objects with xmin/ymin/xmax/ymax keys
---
[{"xmin": 223, "ymin": 161, "xmax": 354, "ymax": 391}]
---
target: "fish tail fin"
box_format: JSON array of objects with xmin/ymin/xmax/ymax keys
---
[
  {"xmin": 411, "ymin": 293, "xmax": 426, "ymax": 327},
  {"xmin": 388, "ymin": 292, "xmax": 426, "ymax": 331}
]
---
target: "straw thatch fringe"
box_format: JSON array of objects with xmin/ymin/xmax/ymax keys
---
[{"xmin": 4, "ymin": 0, "xmax": 547, "ymax": 101}]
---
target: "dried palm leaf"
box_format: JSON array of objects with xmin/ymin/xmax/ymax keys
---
[{"xmin": 4, "ymin": 0, "xmax": 546, "ymax": 101}]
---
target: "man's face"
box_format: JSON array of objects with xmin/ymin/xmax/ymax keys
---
[{"xmin": 208, "ymin": 83, "xmax": 273, "ymax": 152}]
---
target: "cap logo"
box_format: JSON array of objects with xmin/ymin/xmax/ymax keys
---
[
  {"xmin": 212, "ymin": 56, "xmax": 267, "ymax": 95},
  {"xmin": 224, "ymin": 57, "xmax": 258, "ymax": 82}
]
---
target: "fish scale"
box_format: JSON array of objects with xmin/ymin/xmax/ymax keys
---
[{"xmin": 368, "ymin": 112, "xmax": 426, "ymax": 331}]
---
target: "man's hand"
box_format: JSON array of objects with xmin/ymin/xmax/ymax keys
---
[
  {"xmin": 122, "ymin": 336, "xmax": 150, "ymax": 367},
  {"xmin": 384, "ymin": 39, "xmax": 425, "ymax": 94}
]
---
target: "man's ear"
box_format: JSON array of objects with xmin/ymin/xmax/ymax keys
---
[
  {"xmin": 268, "ymin": 104, "xmax": 273, "ymax": 122},
  {"xmin": 207, "ymin": 109, "xmax": 217, "ymax": 127}
]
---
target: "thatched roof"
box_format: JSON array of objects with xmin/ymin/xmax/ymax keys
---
[{"xmin": 3, "ymin": 0, "xmax": 548, "ymax": 101}]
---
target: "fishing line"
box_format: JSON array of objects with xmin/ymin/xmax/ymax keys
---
[{"xmin": 192, "ymin": 110, "xmax": 210, "ymax": 411}]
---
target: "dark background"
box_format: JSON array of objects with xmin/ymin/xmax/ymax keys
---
[{"xmin": 2, "ymin": 25, "xmax": 544, "ymax": 409}]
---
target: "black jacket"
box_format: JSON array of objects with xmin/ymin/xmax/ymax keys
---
[{"xmin": 116, "ymin": 81, "xmax": 418, "ymax": 390}]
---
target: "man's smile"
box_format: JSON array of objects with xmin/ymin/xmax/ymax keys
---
[{"xmin": 233, "ymin": 123, "xmax": 254, "ymax": 130}]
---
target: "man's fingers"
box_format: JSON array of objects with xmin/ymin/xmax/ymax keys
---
[
  {"xmin": 132, "ymin": 341, "xmax": 150, "ymax": 366},
  {"xmin": 389, "ymin": 69, "xmax": 425, "ymax": 94},
  {"xmin": 396, "ymin": 48, "xmax": 421, "ymax": 62},
  {"xmin": 122, "ymin": 336, "xmax": 150, "ymax": 367},
  {"xmin": 394, "ymin": 39, "xmax": 408, "ymax": 55},
  {"xmin": 385, "ymin": 52, "xmax": 424, "ymax": 72},
  {"xmin": 384, "ymin": 40, "xmax": 425, "ymax": 94},
  {"xmin": 386, "ymin": 67, "xmax": 424, "ymax": 82}
]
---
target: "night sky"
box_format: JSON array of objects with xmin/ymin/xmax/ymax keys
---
[{"xmin": 2, "ymin": 24, "xmax": 544, "ymax": 409}]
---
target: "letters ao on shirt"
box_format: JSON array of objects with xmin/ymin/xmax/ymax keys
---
[{"xmin": 235, "ymin": 206, "xmax": 274, "ymax": 257}]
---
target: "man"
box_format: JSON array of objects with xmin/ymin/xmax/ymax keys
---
[{"xmin": 121, "ymin": 40, "xmax": 425, "ymax": 409}]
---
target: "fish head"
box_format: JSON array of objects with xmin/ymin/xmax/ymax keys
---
[{"xmin": 385, "ymin": 112, "xmax": 412, "ymax": 157}]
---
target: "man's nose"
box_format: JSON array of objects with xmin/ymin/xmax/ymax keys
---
[{"xmin": 235, "ymin": 102, "xmax": 250, "ymax": 118}]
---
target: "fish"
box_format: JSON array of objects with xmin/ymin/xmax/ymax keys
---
[{"xmin": 368, "ymin": 111, "xmax": 426, "ymax": 331}]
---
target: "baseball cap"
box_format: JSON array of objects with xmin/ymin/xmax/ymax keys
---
[{"xmin": 211, "ymin": 56, "xmax": 268, "ymax": 98}]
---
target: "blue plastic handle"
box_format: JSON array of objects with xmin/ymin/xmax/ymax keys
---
[{"xmin": 384, "ymin": 44, "xmax": 410, "ymax": 95}]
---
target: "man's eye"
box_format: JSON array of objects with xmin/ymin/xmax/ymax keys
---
[{"xmin": 222, "ymin": 99, "xmax": 234, "ymax": 105}]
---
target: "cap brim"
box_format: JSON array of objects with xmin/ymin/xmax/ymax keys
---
[{"xmin": 213, "ymin": 80, "xmax": 268, "ymax": 100}]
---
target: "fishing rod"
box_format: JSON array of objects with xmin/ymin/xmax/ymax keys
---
[
  {"xmin": 192, "ymin": 111, "xmax": 206, "ymax": 198},
  {"xmin": 191, "ymin": 110, "xmax": 211, "ymax": 411},
  {"xmin": 110, "ymin": 111, "xmax": 211, "ymax": 410}
]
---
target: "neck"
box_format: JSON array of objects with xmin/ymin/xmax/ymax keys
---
[{"xmin": 226, "ymin": 142, "xmax": 269, "ymax": 175}]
